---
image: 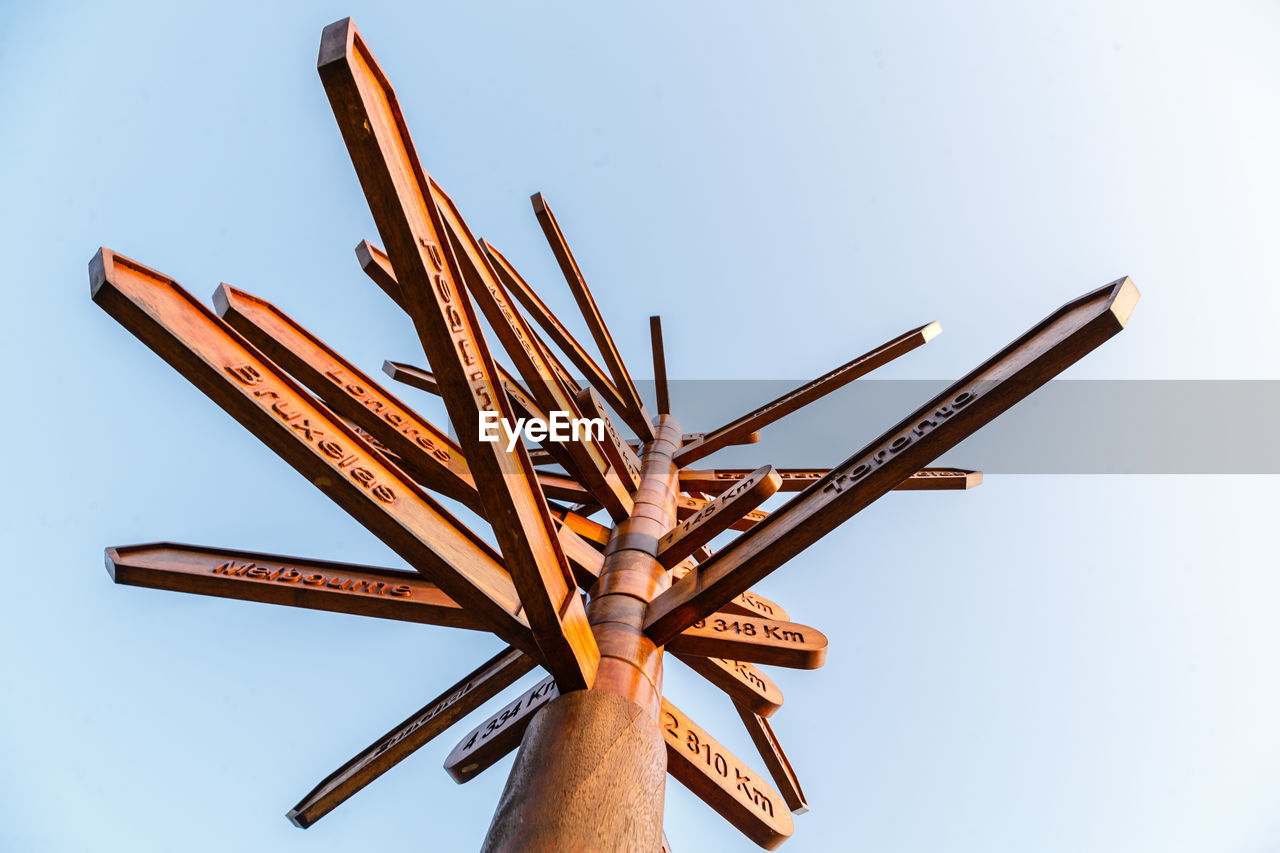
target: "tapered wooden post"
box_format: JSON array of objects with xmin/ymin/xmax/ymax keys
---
[{"xmin": 482, "ymin": 417, "xmax": 682, "ymax": 852}]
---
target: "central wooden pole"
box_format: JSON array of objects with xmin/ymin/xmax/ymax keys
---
[{"xmin": 481, "ymin": 416, "xmax": 682, "ymax": 852}]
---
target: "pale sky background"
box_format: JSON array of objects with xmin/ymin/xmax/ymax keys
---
[{"xmin": 2, "ymin": 1, "xmax": 1280, "ymax": 851}]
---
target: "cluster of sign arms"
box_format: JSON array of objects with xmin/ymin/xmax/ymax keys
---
[{"xmin": 92, "ymin": 16, "xmax": 1137, "ymax": 851}]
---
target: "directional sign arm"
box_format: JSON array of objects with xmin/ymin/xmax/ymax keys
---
[
  {"xmin": 661, "ymin": 698, "xmax": 794, "ymax": 849},
  {"xmin": 532, "ymin": 192, "xmax": 656, "ymax": 441},
  {"xmin": 105, "ymin": 542, "xmax": 485, "ymax": 629},
  {"xmin": 733, "ymin": 705, "xmax": 808, "ymax": 815},
  {"xmin": 675, "ymin": 321, "xmax": 941, "ymax": 467},
  {"xmin": 318, "ymin": 19, "xmax": 598, "ymax": 690},
  {"xmin": 647, "ymin": 278, "xmax": 1138, "ymax": 643},
  {"xmin": 89, "ymin": 248, "xmax": 534, "ymax": 653},
  {"xmin": 444, "ymin": 675, "xmax": 559, "ymax": 783},
  {"xmin": 674, "ymin": 654, "xmax": 783, "ymax": 718},
  {"xmin": 650, "ymin": 315, "xmax": 670, "ymax": 415},
  {"xmin": 667, "ymin": 613, "xmax": 828, "ymax": 669},
  {"xmin": 482, "ymin": 240, "xmax": 630, "ymax": 418},
  {"xmin": 679, "ymin": 467, "xmax": 982, "ymax": 494},
  {"xmin": 430, "ymin": 182, "xmax": 632, "ymax": 520},
  {"xmin": 288, "ymin": 646, "xmax": 535, "ymax": 828},
  {"xmin": 658, "ymin": 466, "xmax": 782, "ymax": 568},
  {"xmin": 214, "ymin": 285, "xmax": 482, "ymax": 512}
]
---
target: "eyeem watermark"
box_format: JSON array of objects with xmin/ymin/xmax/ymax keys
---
[{"xmin": 479, "ymin": 411, "xmax": 605, "ymax": 452}]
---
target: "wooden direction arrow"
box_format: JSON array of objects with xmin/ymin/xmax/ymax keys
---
[
  {"xmin": 734, "ymin": 706, "xmax": 808, "ymax": 815},
  {"xmin": 668, "ymin": 561, "xmax": 789, "ymax": 623},
  {"xmin": 680, "ymin": 467, "xmax": 982, "ymax": 494},
  {"xmin": 364, "ymin": 237, "xmax": 585, "ymax": 406},
  {"xmin": 428, "ymin": 181, "xmax": 632, "ymax": 521},
  {"xmin": 89, "ymin": 248, "xmax": 534, "ymax": 653},
  {"xmin": 666, "ymin": 613, "xmax": 828, "ymax": 669},
  {"xmin": 675, "ymin": 322, "xmax": 941, "ymax": 466},
  {"xmin": 677, "ymin": 655, "xmax": 783, "ymax": 719},
  {"xmin": 445, "ymin": 675, "xmax": 559, "ymax": 783},
  {"xmin": 483, "ymin": 240, "xmax": 631, "ymax": 419},
  {"xmin": 575, "ymin": 386, "xmax": 643, "ymax": 490},
  {"xmin": 382, "ymin": 359, "xmax": 551, "ymax": 428},
  {"xmin": 444, "ymin": 674, "xmax": 782, "ymax": 792},
  {"xmin": 527, "ymin": 431, "xmax": 744, "ymax": 467},
  {"xmin": 532, "ymin": 192, "xmax": 656, "ymax": 441},
  {"xmin": 677, "ymin": 494, "xmax": 770, "ymax": 533},
  {"xmin": 319, "ymin": 19, "xmax": 598, "ymax": 690},
  {"xmin": 894, "ymin": 467, "xmax": 983, "ymax": 490},
  {"xmin": 105, "ymin": 542, "xmax": 484, "ymax": 629},
  {"xmin": 551, "ymin": 517, "xmax": 607, "ymax": 588},
  {"xmin": 548, "ymin": 505, "xmax": 611, "ymax": 548},
  {"xmin": 647, "ymin": 277, "xmax": 1139, "ymax": 642},
  {"xmin": 658, "ymin": 466, "xmax": 782, "ymax": 568},
  {"xmin": 288, "ymin": 646, "xmax": 535, "ymax": 828},
  {"xmin": 214, "ymin": 286, "xmax": 482, "ymax": 511},
  {"xmin": 662, "ymin": 698, "xmax": 794, "ymax": 849},
  {"xmin": 651, "ymin": 316, "xmax": 670, "ymax": 415}
]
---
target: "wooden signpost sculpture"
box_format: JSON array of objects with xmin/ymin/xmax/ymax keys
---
[{"xmin": 90, "ymin": 17, "xmax": 1139, "ymax": 852}]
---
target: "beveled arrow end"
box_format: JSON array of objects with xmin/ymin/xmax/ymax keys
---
[{"xmin": 1109, "ymin": 276, "xmax": 1140, "ymax": 328}]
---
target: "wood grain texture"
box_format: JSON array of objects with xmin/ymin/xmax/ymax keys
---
[
  {"xmin": 646, "ymin": 278, "xmax": 1138, "ymax": 643},
  {"xmin": 318, "ymin": 18, "xmax": 598, "ymax": 690},
  {"xmin": 481, "ymin": 690, "xmax": 667, "ymax": 853},
  {"xmin": 289, "ymin": 647, "xmax": 534, "ymax": 828},
  {"xmin": 674, "ymin": 321, "xmax": 941, "ymax": 466}
]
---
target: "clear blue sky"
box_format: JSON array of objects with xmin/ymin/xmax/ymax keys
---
[{"xmin": 3, "ymin": 1, "xmax": 1279, "ymax": 851}]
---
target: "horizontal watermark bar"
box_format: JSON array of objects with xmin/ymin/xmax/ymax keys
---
[{"xmin": 629, "ymin": 380, "xmax": 1280, "ymax": 475}]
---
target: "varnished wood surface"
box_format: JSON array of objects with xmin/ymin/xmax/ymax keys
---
[
  {"xmin": 651, "ymin": 315, "xmax": 670, "ymax": 415},
  {"xmin": 646, "ymin": 278, "xmax": 1138, "ymax": 643},
  {"xmin": 318, "ymin": 18, "xmax": 598, "ymax": 690},
  {"xmin": 532, "ymin": 191, "xmax": 656, "ymax": 441},
  {"xmin": 662, "ymin": 697, "xmax": 794, "ymax": 849},
  {"xmin": 483, "ymin": 240, "xmax": 631, "ymax": 419},
  {"xmin": 445, "ymin": 674, "xmax": 558, "ymax": 783},
  {"xmin": 677, "ymin": 494, "xmax": 770, "ymax": 533},
  {"xmin": 575, "ymin": 386, "xmax": 644, "ymax": 490},
  {"xmin": 658, "ymin": 466, "xmax": 782, "ymax": 568},
  {"xmin": 668, "ymin": 613, "xmax": 828, "ymax": 669},
  {"xmin": 668, "ymin": 561, "xmax": 789, "ymax": 623},
  {"xmin": 675, "ymin": 654, "xmax": 783, "ymax": 718},
  {"xmin": 214, "ymin": 286, "xmax": 481, "ymax": 511},
  {"xmin": 734, "ymin": 705, "xmax": 808, "ymax": 815},
  {"xmin": 89, "ymin": 248, "xmax": 535, "ymax": 654},
  {"xmin": 674, "ymin": 321, "xmax": 942, "ymax": 466},
  {"xmin": 481, "ymin": 690, "xmax": 667, "ymax": 853},
  {"xmin": 105, "ymin": 542, "xmax": 484, "ymax": 629},
  {"xmin": 289, "ymin": 646, "xmax": 534, "ymax": 827},
  {"xmin": 680, "ymin": 467, "xmax": 982, "ymax": 494},
  {"xmin": 430, "ymin": 183, "xmax": 633, "ymax": 521}
]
